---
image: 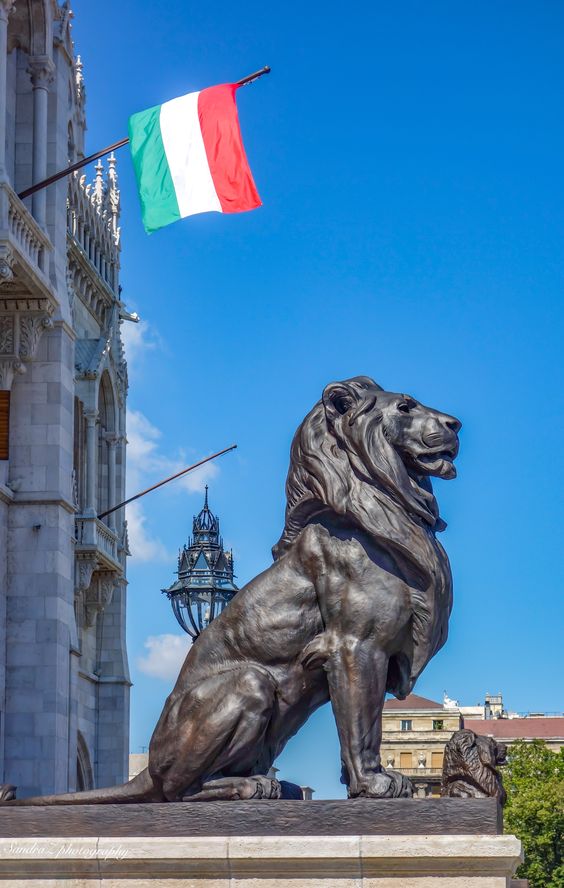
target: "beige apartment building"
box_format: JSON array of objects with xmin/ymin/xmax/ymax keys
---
[
  {"xmin": 382, "ymin": 692, "xmax": 564, "ymax": 797},
  {"xmin": 382, "ymin": 694, "xmax": 460, "ymax": 797}
]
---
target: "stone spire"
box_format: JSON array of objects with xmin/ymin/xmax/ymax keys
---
[
  {"xmin": 75, "ymin": 54, "xmax": 85, "ymax": 105},
  {"xmin": 106, "ymin": 152, "xmax": 120, "ymax": 246},
  {"xmin": 93, "ymin": 159, "xmax": 104, "ymax": 205}
]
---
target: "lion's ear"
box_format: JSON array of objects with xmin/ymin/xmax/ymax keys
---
[{"xmin": 322, "ymin": 382, "xmax": 359, "ymax": 421}]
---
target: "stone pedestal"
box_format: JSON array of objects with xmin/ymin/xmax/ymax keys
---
[
  {"xmin": 0, "ymin": 800, "xmax": 523, "ymax": 887},
  {"xmin": 0, "ymin": 834, "xmax": 522, "ymax": 886}
]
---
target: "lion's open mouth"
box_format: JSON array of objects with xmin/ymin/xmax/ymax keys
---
[
  {"xmin": 409, "ymin": 443, "xmax": 458, "ymax": 479},
  {"xmin": 418, "ymin": 448, "xmax": 457, "ymax": 464}
]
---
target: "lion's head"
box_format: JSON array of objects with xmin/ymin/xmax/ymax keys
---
[
  {"xmin": 441, "ymin": 729, "xmax": 507, "ymax": 803},
  {"xmin": 273, "ymin": 375, "xmax": 461, "ymax": 559}
]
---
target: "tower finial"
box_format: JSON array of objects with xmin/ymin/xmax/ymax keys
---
[{"xmin": 204, "ymin": 484, "xmax": 209, "ymax": 509}]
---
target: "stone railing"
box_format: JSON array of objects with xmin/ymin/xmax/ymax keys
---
[
  {"xmin": 0, "ymin": 180, "xmax": 52, "ymax": 278},
  {"xmin": 95, "ymin": 518, "xmax": 119, "ymax": 562},
  {"xmin": 75, "ymin": 514, "xmax": 120, "ymax": 570}
]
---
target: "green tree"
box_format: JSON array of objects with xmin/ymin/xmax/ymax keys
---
[{"xmin": 503, "ymin": 739, "xmax": 564, "ymax": 888}]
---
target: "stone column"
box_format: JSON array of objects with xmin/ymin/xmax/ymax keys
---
[
  {"xmin": 105, "ymin": 434, "xmax": 118, "ymax": 531},
  {"xmin": 27, "ymin": 56, "xmax": 54, "ymax": 229},
  {"xmin": 116, "ymin": 428, "xmax": 127, "ymax": 536},
  {"xmin": 84, "ymin": 410, "xmax": 98, "ymax": 517},
  {"xmin": 0, "ymin": 1, "xmax": 15, "ymax": 177}
]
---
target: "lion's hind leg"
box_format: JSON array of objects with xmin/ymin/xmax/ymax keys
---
[{"xmin": 156, "ymin": 664, "xmax": 278, "ymax": 802}]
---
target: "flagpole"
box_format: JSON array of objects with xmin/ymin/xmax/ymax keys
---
[
  {"xmin": 97, "ymin": 444, "xmax": 237, "ymax": 520},
  {"xmin": 17, "ymin": 66, "xmax": 271, "ymax": 201}
]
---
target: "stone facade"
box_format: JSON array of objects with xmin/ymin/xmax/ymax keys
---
[
  {"xmin": 382, "ymin": 694, "xmax": 460, "ymax": 798},
  {"xmin": 0, "ymin": 0, "xmax": 131, "ymax": 797}
]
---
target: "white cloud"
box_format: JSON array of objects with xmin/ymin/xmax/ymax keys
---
[
  {"xmin": 177, "ymin": 460, "xmax": 219, "ymax": 493},
  {"xmin": 125, "ymin": 501, "xmax": 171, "ymax": 563},
  {"xmin": 119, "ymin": 317, "xmax": 221, "ymax": 564},
  {"xmin": 120, "ymin": 319, "xmax": 162, "ymax": 380},
  {"xmin": 137, "ymin": 633, "xmax": 191, "ymax": 681},
  {"xmin": 125, "ymin": 408, "xmax": 219, "ymax": 562}
]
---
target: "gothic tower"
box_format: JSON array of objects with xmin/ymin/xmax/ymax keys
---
[{"xmin": 0, "ymin": 1, "xmax": 131, "ymax": 796}]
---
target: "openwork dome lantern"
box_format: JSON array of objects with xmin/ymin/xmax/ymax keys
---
[{"xmin": 163, "ymin": 487, "xmax": 238, "ymax": 639}]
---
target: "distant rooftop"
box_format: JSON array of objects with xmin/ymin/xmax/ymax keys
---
[
  {"xmin": 384, "ymin": 694, "xmax": 444, "ymax": 711},
  {"xmin": 463, "ymin": 717, "xmax": 564, "ymax": 740}
]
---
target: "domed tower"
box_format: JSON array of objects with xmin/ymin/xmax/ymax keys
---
[{"xmin": 163, "ymin": 487, "xmax": 239, "ymax": 639}]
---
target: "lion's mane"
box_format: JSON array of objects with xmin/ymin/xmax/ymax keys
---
[{"xmin": 272, "ymin": 376, "xmax": 453, "ymax": 695}]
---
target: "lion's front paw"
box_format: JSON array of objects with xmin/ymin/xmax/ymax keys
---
[
  {"xmin": 0, "ymin": 784, "xmax": 16, "ymax": 802},
  {"xmin": 183, "ymin": 775, "xmax": 282, "ymax": 802},
  {"xmin": 350, "ymin": 770, "xmax": 413, "ymax": 799},
  {"xmin": 240, "ymin": 776, "xmax": 282, "ymax": 800}
]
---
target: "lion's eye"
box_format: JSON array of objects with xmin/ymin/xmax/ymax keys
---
[{"xmin": 398, "ymin": 397, "xmax": 416, "ymax": 414}]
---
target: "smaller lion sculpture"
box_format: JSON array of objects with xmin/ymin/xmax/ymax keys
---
[{"xmin": 441, "ymin": 729, "xmax": 507, "ymax": 804}]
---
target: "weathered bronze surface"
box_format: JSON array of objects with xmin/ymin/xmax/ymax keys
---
[
  {"xmin": 4, "ymin": 376, "xmax": 460, "ymax": 805},
  {"xmin": 0, "ymin": 799, "xmax": 502, "ymax": 837},
  {"xmin": 441, "ymin": 729, "xmax": 507, "ymax": 804}
]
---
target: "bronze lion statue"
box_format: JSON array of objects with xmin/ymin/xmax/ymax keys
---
[
  {"xmin": 441, "ymin": 729, "xmax": 507, "ymax": 804},
  {"xmin": 4, "ymin": 376, "xmax": 460, "ymax": 804}
]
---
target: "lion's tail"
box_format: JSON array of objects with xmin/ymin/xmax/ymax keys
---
[{"xmin": 0, "ymin": 767, "xmax": 162, "ymax": 805}]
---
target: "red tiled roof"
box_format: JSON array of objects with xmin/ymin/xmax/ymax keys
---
[
  {"xmin": 463, "ymin": 717, "xmax": 564, "ymax": 740},
  {"xmin": 384, "ymin": 693, "xmax": 444, "ymax": 711}
]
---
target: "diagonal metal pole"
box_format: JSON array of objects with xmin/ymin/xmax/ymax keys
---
[
  {"xmin": 17, "ymin": 67, "xmax": 271, "ymax": 201},
  {"xmin": 97, "ymin": 444, "xmax": 237, "ymax": 521}
]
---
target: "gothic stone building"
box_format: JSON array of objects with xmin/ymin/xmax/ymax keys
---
[{"xmin": 0, "ymin": 0, "xmax": 131, "ymax": 796}]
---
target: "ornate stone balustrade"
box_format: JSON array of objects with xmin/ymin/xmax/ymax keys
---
[
  {"xmin": 0, "ymin": 180, "xmax": 53, "ymax": 295},
  {"xmin": 0, "ymin": 182, "xmax": 56, "ymax": 389},
  {"xmin": 75, "ymin": 514, "xmax": 120, "ymax": 570}
]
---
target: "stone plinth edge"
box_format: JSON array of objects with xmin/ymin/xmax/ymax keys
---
[{"xmin": 0, "ymin": 834, "xmax": 523, "ymax": 883}]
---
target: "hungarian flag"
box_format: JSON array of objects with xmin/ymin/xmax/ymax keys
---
[{"xmin": 129, "ymin": 84, "xmax": 261, "ymax": 233}]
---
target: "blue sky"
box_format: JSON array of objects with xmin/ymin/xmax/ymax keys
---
[{"xmin": 72, "ymin": 1, "xmax": 563, "ymax": 797}]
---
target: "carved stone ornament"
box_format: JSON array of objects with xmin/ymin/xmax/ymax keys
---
[
  {"xmin": 0, "ymin": 246, "xmax": 15, "ymax": 284},
  {"xmin": 74, "ymin": 555, "xmax": 97, "ymax": 631},
  {"xmin": 84, "ymin": 572, "xmax": 115, "ymax": 628},
  {"xmin": 1, "ymin": 376, "xmax": 461, "ymax": 806},
  {"xmin": 76, "ymin": 555, "xmax": 96, "ymax": 595},
  {"xmin": 119, "ymin": 519, "xmax": 131, "ymax": 557},
  {"xmin": 27, "ymin": 55, "xmax": 55, "ymax": 89},
  {"xmin": 0, "ymin": 310, "xmax": 55, "ymax": 388},
  {"xmin": 0, "ymin": 317, "xmax": 14, "ymax": 354},
  {"xmin": 71, "ymin": 469, "xmax": 80, "ymax": 511},
  {"xmin": 19, "ymin": 314, "xmax": 54, "ymax": 361},
  {"xmin": 0, "ymin": 359, "xmax": 24, "ymax": 390}
]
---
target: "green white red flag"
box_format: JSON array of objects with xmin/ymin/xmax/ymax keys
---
[{"xmin": 129, "ymin": 84, "xmax": 261, "ymax": 233}]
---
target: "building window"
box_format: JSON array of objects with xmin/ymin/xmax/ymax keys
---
[
  {"xmin": 400, "ymin": 719, "xmax": 412, "ymax": 732},
  {"xmin": 431, "ymin": 751, "xmax": 444, "ymax": 770},
  {"xmin": 399, "ymin": 752, "xmax": 412, "ymax": 769},
  {"xmin": 433, "ymin": 719, "xmax": 444, "ymax": 731}
]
